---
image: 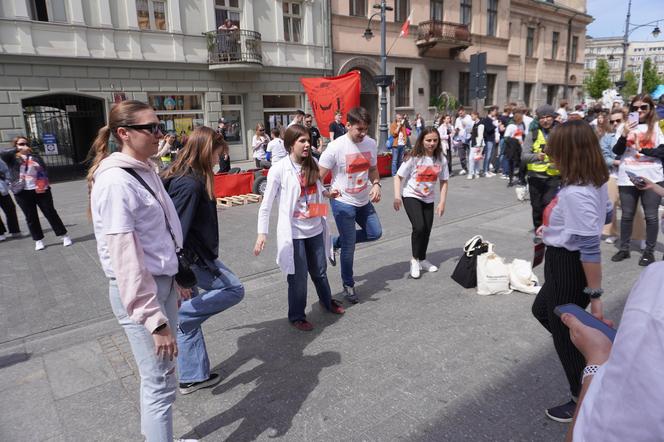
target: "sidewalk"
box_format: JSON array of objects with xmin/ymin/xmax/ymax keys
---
[{"xmin": 0, "ymin": 175, "xmax": 646, "ymax": 441}]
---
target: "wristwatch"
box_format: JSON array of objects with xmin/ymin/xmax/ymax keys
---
[
  {"xmin": 372, "ymin": 181, "xmax": 381, "ymax": 187},
  {"xmin": 583, "ymin": 287, "xmax": 604, "ymax": 299}
]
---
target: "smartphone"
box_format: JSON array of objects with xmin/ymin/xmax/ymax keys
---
[
  {"xmin": 554, "ymin": 303, "xmax": 617, "ymax": 342},
  {"xmin": 628, "ymin": 112, "xmax": 639, "ymax": 125},
  {"xmin": 625, "ymin": 171, "xmax": 647, "ymax": 188}
]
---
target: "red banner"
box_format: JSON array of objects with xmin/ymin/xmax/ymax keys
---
[{"xmin": 300, "ymin": 71, "xmax": 361, "ymax": 137}]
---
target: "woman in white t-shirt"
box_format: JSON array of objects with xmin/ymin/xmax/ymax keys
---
[
  {"xmin": 254, "ymin": 124, "xmax": 345, "ymax": 331},
  {"xmin": 88, "ymin": 100, "xmax": 189, "ymax": 441},
  {"xmin": 437, "ymin": 114, "xmax": 454, "ymax": 175},
  {"xmin": 251, "ymin": 123, "xmax": 270, "ymax": 168},
  {"xmin": 393, "ymin": 127, "xmax": 449, "ymax": 279},
  {"xmin": 532, "ymin": 120, "xmax": 612, "ymax": 423},
  {"xmin": 611, "ymin": 93, "xmax": 664, "ymax": 266}
]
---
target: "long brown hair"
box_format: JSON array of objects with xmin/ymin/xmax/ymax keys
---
[
  {"xmin": 11, "ymin": 136, "xmax": 32, "ymax": 156},
  {"xmin": 412, "ymin": 127, "xmax": 443, "ymax": 160},
  {"xmin": 630, "ymin": 93, "xmax": 657, "ymax": 142},
  {"xmin": 595, "ymin": 110, "xmax": 610, "ymax": 139},
  {"xmin": 162, "ymin": 126, "xmax": 225, "ymax": 199},
  {"xmin": 283, "ymin": 124, "xmax": 319, "ymax": 186},
  {"xmin": 547, "ymin": 120, "xmax": 609, "ymax": 187}
]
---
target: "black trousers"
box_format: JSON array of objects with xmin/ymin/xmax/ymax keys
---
[
  {"xmin": 14, "ymin": 189, "xmax": 67, "ymax": 241},
  {"xmin": 403, "ymin": 197, "xmax": 434, "ymax": 260},
  {"xmin": 618, "ymin": 184, "xmax": 663, "ymax": 253},
  {"xmin": 445, "ymin": 148, "xmax": 453, "ymax": 174},
  {"xmin": 532, "ymin": 246, "xmax": 589, "ymax": 398},
  {"xmin": 457, "ymin": 143, "xmax": 468, "ymax": 172},
  {"xmin": 528, "ymin": 176, "xmax": 560, "ymax": 229},
  {"xmin": 0, "ymin": 193, "xmax": 20, "ymax": 235}
]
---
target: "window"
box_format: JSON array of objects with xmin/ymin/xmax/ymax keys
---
[
  {"xmin": 546, "ymin": 85, "xmax": 558, "ymax": 105},
  {"xmin": 219, "ymin": 95, "xmax": 243, "ymax": 144},
  {"xmin": 526, "ymin": 27, "xmax": 535, "ymax": 57},
  {"xmin": 571, "ymin": 36, "xmax": 579, "ymax": 63},
  {"xmin": 487, "ymin": 0, "xmax": 498, "ymax": 37},
  {"xmin": 395, "ymin": 0, "xmax": 409, "ymax": 23},
  {"xmin": 485, "ymin": 73, "xmax": 496, "ymax": 105},
  {"xmin": 136, "ymin": 0, "xmax": 167, "ymax": 31},
  {"xmin": 551, "ymin": 31, "xmax": 559, "ymax": 59},
  {"xmin": 524, "ymin": 83, "xmax": 534, "ymax": 107},
  {"xmin": 148, "ymin": 94, "xmax": 204, "ymax": 137},
  {"xmin": 458, "ymin": 72, "xmax": 470, "ymax": 106},
  {"xmin": 460, "ymin": 0, "xmax": 472, "ymax": 27},
  {"xmin": 507, "ymin": 81, "xmax": 518, "ymax": 101},
  {"xmin": 215, "ymin": 0, "xmax": 241, "ymax": 28},
  {"xmin": 283, "ymin": 2, "xmax": 302, "ymax": 43},
  {"xmin": 29, "ymin": 0, "xmax": 67, "ymax": 22},
  {"xmin": 263, "ymin": 95, "xmax": 303, "ymax": 130},
  {"xmin": 431, "ymin": 0, "xmax": 444, "ymax": 21},
  {"xmin": 429, "ymin": 70, "xmax": 444, "ymax": 104},
  {"xmin": 349, "ymin": 0, "xmax": 367, "ymax": 17},
  {"xmin": 395, "ymin": 68, "xmax": 411, "ymax": 107}
]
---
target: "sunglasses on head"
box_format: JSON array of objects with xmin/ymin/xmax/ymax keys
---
[
  {"xmin": 610, "ymin": 118, "xmax": 622, "ymax": 124},
  {"xmin": 631, "ymin": 104, "xmax": 650, "ymax": 112},
  {"xmin": 122, "ymin": 123, "xmax": 163, "ymax": 136}
]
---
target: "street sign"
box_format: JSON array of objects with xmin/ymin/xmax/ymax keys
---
[
  {"xmin": 469, "ymin": 52, "xmax": 487, "ymax": 101},
  {"xmin": 43, "ymin": 133, "xmax": 59, "ymax": 156}
]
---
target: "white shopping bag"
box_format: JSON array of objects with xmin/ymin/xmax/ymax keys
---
[
  {"xmin": 476, "ymin": 243, "xmax": 512, "ymax": 296},
  {"xmin": 509, "ymin": 258, "xmax": 541, "ymax": 295}
]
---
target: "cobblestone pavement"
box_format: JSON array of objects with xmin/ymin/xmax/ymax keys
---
[{"xmin": 0, "ymin": 172, "xmax": 649, "ymax": 441}]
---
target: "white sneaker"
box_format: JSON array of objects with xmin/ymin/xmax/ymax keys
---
[
  {"xmin": 489, "ymin": 164, "xmax": 495, "ymax": 172},
  {"xmin": 486, "ymin": 172, "xmax": 496, "ymax": 178},
  {"xmin": 410, "ymin": 259, "xmax": 421, "ymax": 279},
  {"xmin": 604, "ymin": 236, "xmax": 618, "ymax": 244},
  {"xmin": 466, "ymin": 174, "xmax": 474, "ymax": 180},
  {"xmin": 640, "ymin": 240, "xmax": 646, "ymax": 250},
  {"xmin": 62, "ymin": 235, "xmax": 72, "ymax": 247},
  {"xmin": 419, "ymin": 259, "xmax": 438, "ymax": 272},
  {"xmin": 0, "ymin": 234, "xmax": 6, "ymax": 242},
  {"xmin": 35, "ymin": 240, "xmax": 45, "ymax": 251},
  {"xmin": 458, "ymin": 169, "xmax": 467, "ymax": 175}
]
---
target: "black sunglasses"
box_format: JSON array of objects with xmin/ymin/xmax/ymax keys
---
[
  {"xmin": 16, "ymin": 142, "xmax": 29, "ymax": 146},
  {"xmin": 122, "ymin": 123, "xmax": 163, "ymax": 135},
  {"xmin": 631, "ymin": 104, "xmax": 650, "ymax": 112},
  {"xmin": 610, "ymin": 118, "xmax": 623, "ymax": 124}
]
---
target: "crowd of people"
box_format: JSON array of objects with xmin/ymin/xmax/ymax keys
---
[{"xmin": 3, "ymin": 92, "xmax": 664, "ymax": 441}]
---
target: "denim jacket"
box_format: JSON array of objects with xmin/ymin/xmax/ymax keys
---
[{"xmin": 600, "ymin": 132, "xmax": 619, "ymax": 172}]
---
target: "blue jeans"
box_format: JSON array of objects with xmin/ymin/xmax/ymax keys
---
[
  {"xmin": 108, "ymin": 276, "xmax": 178, "ymax": 442},
  {"xmin": 483, "ymin": 140, "xmax": 495, "ymax": 173},
  {"xmin": 177, "ymin": 259, "xmax": 244, "ymax": 383},
  {"xmin": 391, "ymin": 145, "xmax": 405, "ymax": 176},
  {"xmin": 330, "ymin": 199, "xmax": 382, "ymax": 287},
  {"xmin": 287, "ymin": 232, "xmax": 333, "ymax": 322}
]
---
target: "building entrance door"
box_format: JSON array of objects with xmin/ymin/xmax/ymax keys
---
[
  {"xmin": 357, "ymin": 69, "xmax": 378, "ymax": 139},
  {"xmin": 21, "ymin": 94, "xmax": 105, "ymax": 181}
]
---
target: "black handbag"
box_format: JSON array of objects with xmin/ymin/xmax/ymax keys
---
[
  {"xmin": 451, "ymin": 235, "xmax": 489, "ymax": 289},
  {"xmin": 121, "ymin": 168, "xmax": 197, "ymax": 289}
]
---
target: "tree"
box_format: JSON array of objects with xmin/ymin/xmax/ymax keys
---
[
  {"xmin": 642, "ymin": 58, "xmax": 663, "ymax": 95},
  {"xmin": 584, "ymin": 58, "xmax": 614, "ymax": 99},
  {"xmin": 622, "ymin": 70, "xmax": 638, "ymax": 98}
]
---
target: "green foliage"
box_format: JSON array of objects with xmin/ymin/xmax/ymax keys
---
[
  {"xmin": 621, "ymin": 71, "xmax": 638, "ymax": 98},
  {"xmin": 584, "ymin": 58, "xmax": 614, "ymax": 99},
  {"xmin": 430, "ymin": 92, "xmax": 459, "ymax": 113},
  {"xmin": 642, "ymin": 58, "xmax": 663, "ymax": 95}
]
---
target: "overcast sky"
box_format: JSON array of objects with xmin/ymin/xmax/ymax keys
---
[{"xmin": 586, "ymin": 0, "xmax": 664, "ymax": 41}]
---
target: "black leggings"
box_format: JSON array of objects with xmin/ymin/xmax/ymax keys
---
[
  {"xmin": 532, "ymin": 246, "xmax": 589, "ymax": 398},
  {"xmin": 528, "ymin": 176, "xmax": 560, "ymax": 229},
  {"xmin": 618, "ymin": 184, "xmax": 662, "ymax": 253},
  {"xmin": 14, "ymin": 189, "xmax": 67, "ymax": 240},
  {"xmin": 403, "ymin": 197, "xmax": 434, "ymax": 260},
  {"xmin": 0, "ymin": 193, "xmax": 20, "ymax": 235}
]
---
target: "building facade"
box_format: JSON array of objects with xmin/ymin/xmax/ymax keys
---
[
  {"xmin": 585, "ymin": 37, "xmax": 664, "ymax": 86},
  {"xmin": 0, "ymin": 0, "xmax": 332, "ymax": 178},
  {"xmin": 332, "ymin": 0, "xmax": 590, "ymax": 133}
]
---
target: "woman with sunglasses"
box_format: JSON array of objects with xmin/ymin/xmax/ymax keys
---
[
  {"xmin": 251, "ymin": 123, "xmax": 270, "ymax": 168},
  {"xmin": 611, "ymin": 94, "xmax": 664, "ymax": 266},
  {"xmin": 600, "ymin": 108, "xmax": 646, "ymax": 245},
  {"xmin": 88, "ymin": 100, "xmax": 189, "ymax": 441},
  {"xmin": 253, "ymin": 124, "xmax": 345, "ymax": 331},
  {"xmin": 0, "ymin": 136, "xmax": 71, "ymax": 250}
]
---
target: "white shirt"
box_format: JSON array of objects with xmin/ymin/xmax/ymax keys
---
[
  {"xmin": 252, "ymin": 134, "xmax": 269, "ymax": 160},
  {"xmin": 504, "ymin": 123, "xmax": 524, "ymax": 142},
  {"xmin": 397, "ymin": 155, "xmax": 449, "ymax": 204},
  {"xmin": 617, "ymin": 123, "xmax": 664, "ymax": 186},
  {"xmin": 289, "ymin": 160, "xmax": 324, "ymax": 239},
  {"xmin": 267, "ymin": 138, "xmax": 288, "ymax": 163},
  {"xmin": 319, "ymin": 134, "xmax": 378, "ymax": 207},
  {"xmin": 437, "ymin": 124, "xmax": 452, "ymax": 154},
  {"xmin": 556, "ymin": 107, "xmax": 568, "ymax": 122},
  {"xmin": 523, "ymin": 115, "xmax": 534, "ymax": 136},
  {"xmin": 573, "ymin": 262, "xmax": 664, "ymax": 441},
  {"xmin": 454, "ymin": 114, "xmax": 474, "ymax": 142}
]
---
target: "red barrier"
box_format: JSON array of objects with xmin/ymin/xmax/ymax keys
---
[
  {"xmin": 214, "ymin": 172, "xmax": 254, "ymax": 198},
  {"xmin": 377, "ymin": 153, "xmax": 392, "ymax": 177}
]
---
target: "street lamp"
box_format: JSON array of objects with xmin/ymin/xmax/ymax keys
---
[
  {"xmin": 619, "ymin": 0, "xmax": 663, "ymax": 82},
  {"xmin": 363, "ymin": 2, "xmax": 393, "ymax": 150}
]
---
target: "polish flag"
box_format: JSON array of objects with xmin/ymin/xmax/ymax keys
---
[{"xmin": 400, "ymin": 10, "xmax": 413, "ymax": 37}]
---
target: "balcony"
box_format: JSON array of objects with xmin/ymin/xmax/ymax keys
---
[
  {"xmin": 205, "ymin": 30, "xmax": 263, "ymax": 69},
  {"xmin": 415, "ymin": 21, "xmax": 471, "ymax": 58}
]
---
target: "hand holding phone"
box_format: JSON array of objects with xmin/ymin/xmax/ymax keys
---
[
  {"xmin": 554, "ymin": 303, "xmax": 617, "ymax": 342},
  {"xmin": 626, "ymin": 171, "xmax": 647, "ymax": 188}
]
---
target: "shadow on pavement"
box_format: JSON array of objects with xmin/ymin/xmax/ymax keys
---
[
  {"xmin": 183, "ymin": 316, "xmax": 341, "ymax": 441},
  {"xmin": 0, "ymin": 352, "xmax": 31, "ymax": 369}
]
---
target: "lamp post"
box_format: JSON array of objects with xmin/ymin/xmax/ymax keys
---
[
  {"xmin": 619, "ymin": 0, "xmax": 662, "ymax": 83},
  {"xmin": 363, "ymin": 1, "xmax": 393, "ymax": 150}
]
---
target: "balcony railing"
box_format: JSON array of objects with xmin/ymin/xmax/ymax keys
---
[
  {"xmin": 205, "ymin": 29, "xmax": 262, "ymax": 66},
  {"xmin": 415, "ymin": 20, "xmax": 471, "ymax": 57}
]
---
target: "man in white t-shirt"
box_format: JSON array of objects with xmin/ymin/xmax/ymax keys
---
[
  {"xmin": 287, "ymin": 110, "xmax": 305, "ymax": 127},
  {"xmin": 319, "ymin": 107, "xmax": 382, "ymax": 304},
  {"xmin": 454, "ymin": 107, "xmax": 474, "ymax": 174},
  {"xmin": 562, "ymin": 262, "xmax": 664, "ymax": 441},
  {"xmin": 266, "ymin": 127, "xmax": 287, "ymax": 164}
]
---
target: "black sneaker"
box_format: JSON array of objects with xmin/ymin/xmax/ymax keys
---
[
  {"xmin": 343, "ymin": 285, "xmax": 359, "ymax": 304},
  {"xmin": 639, "ymin": 251, "xmax": 655, "ymax": 267},
  {"xmin": 611, "ymin": 250, "xmax": 630, "ymax": 262},
  {"xmin": 179, "ymin": 373, "xmax": 222, "ymax": 395},
  {"xmin": 545, "ymin": 400, "xmax": 576, "ymax": 423}
]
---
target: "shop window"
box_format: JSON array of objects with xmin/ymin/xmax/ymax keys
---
[
  {"xmin": 149, "ymin": 94, "xmax": 204, "ymax": 139},
  {"xmin": 137, "ymin": 0, "xmax": 167, "ymax": 31},
  {"xmin": 219, "ymin": 95, "xmax": 244, "ymax": 144},
  {"xmin": 263, "ymin": 94, "xmax": 303, "ymax": 130}
]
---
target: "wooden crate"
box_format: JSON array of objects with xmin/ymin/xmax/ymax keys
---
[{"xmin": 217, "ymin": 193, "xmax": 262, "ymax": 208}]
